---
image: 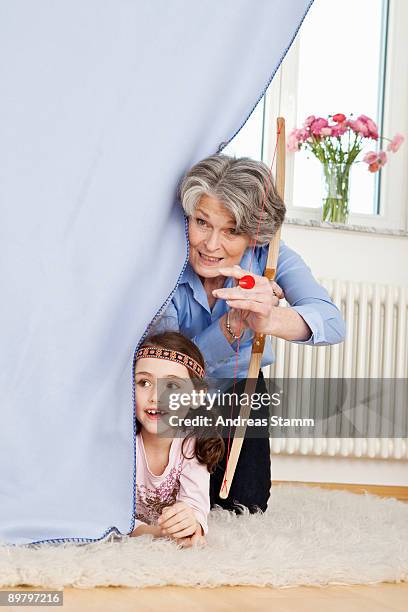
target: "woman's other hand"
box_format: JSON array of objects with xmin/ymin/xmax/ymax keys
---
[{"xmin": 213, "ymin": 265, "xmax": 284, "ymax": 335}]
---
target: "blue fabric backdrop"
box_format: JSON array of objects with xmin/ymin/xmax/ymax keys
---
[{"xmin": 0, "ymin": 0, "xmax": 312, "ymax": 544}]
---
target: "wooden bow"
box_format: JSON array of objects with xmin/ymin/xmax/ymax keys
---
[{"xmin": 219, "ymin": 117, "xmax": 286, "ymax": 499}]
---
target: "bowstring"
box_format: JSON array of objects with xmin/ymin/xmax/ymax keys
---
[{"xmin": 221, "ymin": 125, "xmax": 282, "ymax": 495}]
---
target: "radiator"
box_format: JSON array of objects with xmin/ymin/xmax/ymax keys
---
[{"xmin": 267, "ymin": 278, "xmax": 408, "ymax": 459}]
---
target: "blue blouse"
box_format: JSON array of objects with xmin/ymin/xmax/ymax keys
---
[{"xmin": 154, "ymin": 240, "xmax": 346, "ymax": 379}]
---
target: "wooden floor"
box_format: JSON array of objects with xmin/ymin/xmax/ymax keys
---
[
  {"xmin": 272, "ymin": 480, "xmax": 408, "ymax": 502},
  {"xmin": 2, "ymin": 584, "xmax": 408, "ymax": 611}
]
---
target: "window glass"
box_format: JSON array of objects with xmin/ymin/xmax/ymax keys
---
[
  {"xmin": 223, "ymin": 97, "xmax": 264, "ymax": 160},
  {"xmin": 292, "ymin": 0, "xmax": 387, "ymax": 214},
  {"xmin": 223, "ymin": 0, "xmax": 388, "ymax": 217}
]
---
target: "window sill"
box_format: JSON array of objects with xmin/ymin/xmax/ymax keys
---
[{"xmin": 285, "ymin": 217, "xmax": 408, "ymax": 238}]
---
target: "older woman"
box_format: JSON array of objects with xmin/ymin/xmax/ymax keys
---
[{"xmin": 155, "ymin": 155, "xmax": 346, "ymax": 512}]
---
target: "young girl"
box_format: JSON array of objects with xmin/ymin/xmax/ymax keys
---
[{"xmin": 131, "ymin": 331, "xmax": 224, "ymax": 547}]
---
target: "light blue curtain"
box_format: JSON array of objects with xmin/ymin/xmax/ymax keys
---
[{"xmin": 0, "ymin": 0, "xmax": 313, "ymax": 544}]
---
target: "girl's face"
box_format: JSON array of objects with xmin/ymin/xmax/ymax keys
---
[
  {"xmin": 135, "ymin": 355, "xmax": 194, "ymax": 435},
  {"xmin": 188, "ymin": 195, "xmax": 251, "ymax": 279}
]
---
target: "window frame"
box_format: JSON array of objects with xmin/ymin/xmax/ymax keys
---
[{"xmin": 261, "ymin": 0, "xmax": 408, "ymax": 232}]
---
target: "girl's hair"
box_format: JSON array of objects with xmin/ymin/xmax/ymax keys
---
[{"xmin": 135, "ymin": 330, "xmax": 225, "ymax": 473}]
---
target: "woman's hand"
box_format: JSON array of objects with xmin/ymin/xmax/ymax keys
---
[
  {"xmin": 158, "ymin": 502, "xmax": 201, "ymax": 540},
  {"xmin": 212, "ymin": 265, "xmax": 284, "ymax": 336}
]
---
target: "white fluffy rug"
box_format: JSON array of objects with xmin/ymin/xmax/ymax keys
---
[{"xmin": 1, "ymin": 485, "xmax": 407, "ymax": 589}]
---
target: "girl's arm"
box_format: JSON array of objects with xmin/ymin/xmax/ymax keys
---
[
  {"xmin": 159, "ymin": 438, "xmax": 210, "ymax": 537},
  {"xmin": 131, "ymin": 523, "xmax": 162, "ymax": 537},
  {"xmin": 130, "ymin": 518, "xmax": 162, "ymax": 538},
  {"xmin": 177, "ymin": 451, "xmax": 210, "ymax": 535}
]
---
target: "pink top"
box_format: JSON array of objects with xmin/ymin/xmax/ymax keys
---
[{"xmin": 134, "ymin": 433, "xmax": 210, "ymax": 535}]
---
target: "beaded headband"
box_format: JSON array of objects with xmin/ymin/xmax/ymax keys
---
[{"xmin": 135, "ymin": 346, "xmax": 205, "ymax": 379}]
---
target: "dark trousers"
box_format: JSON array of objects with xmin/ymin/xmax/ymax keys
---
[{"xmin": 209, "ymin": 371, "xmax": 271, "ymax": 513}]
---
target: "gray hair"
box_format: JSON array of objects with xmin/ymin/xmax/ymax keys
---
[{"xmin": 179, "ymin": 155, "xmax": 286, "ymax": 245}]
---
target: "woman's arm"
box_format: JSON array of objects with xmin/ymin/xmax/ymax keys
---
[
  {"xmin": 232, "ymin": 304, "xmax": 312, "ymax": 341},
  {"xmin": 212, "ymin": 241, "xmax": 346, "ymax": 345},
  {"xmin": 273, "ymin": 241, "xmax": 345, "ymax": 344},
  {"xmin": 220, "ymin": 290, "xmax": 312, "ymax": 342}
]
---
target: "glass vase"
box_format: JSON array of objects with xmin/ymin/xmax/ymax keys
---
[{"xmin": 321, "ymin": 162, "xmax": 351, "ymax": 224}]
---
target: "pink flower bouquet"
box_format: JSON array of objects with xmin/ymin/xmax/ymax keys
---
[{"xmin": 288, "ymin": 113, "xmax": 404, "ymax": 223}]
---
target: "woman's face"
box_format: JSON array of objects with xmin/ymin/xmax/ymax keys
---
[{"xmin": 188, "ymin": 195, "xmax": 251, "ymax": 279}]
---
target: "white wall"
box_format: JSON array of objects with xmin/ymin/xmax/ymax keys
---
[{"xmin": 282, "ymin": 224, "xmax": 408, "ymax": 286}]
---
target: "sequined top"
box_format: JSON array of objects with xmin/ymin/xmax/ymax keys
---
[{"xmin": 134, "ymin": 433, "xmax": 210, "ymax": 535}]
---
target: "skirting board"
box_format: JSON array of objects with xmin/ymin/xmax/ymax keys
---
[
  {"xmin": 271, "ymin": 454, "xmax": 408, "ymax": 487},
  {"xmin": 273, "ymin": 481, "xmax": 408, "ymax": 502}
]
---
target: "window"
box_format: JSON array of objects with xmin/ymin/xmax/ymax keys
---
[
  {"xmin": 291, "ymin": 0, "xmax": 386, "ymax": 216},
  {"xmin": 223, "ymin": 97, "xmax": 264, "ymax": 162},
  {"xmin": 224, "ymin": 0, "xmax": 408, "ymax": 231}
]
